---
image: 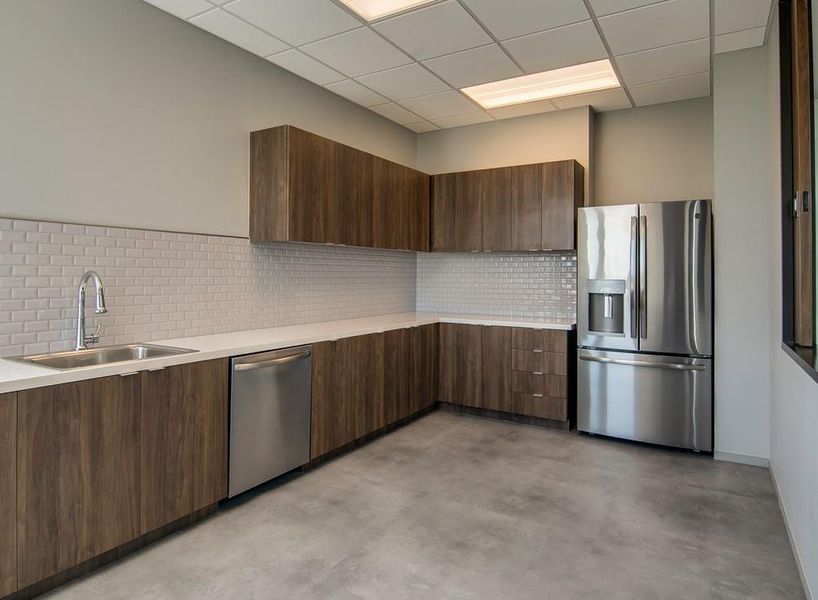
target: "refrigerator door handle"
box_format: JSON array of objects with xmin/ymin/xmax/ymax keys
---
[
  {"xmin": 639, "ymin": 215, "xmax": 647, "ymax": 339},
  {"xmin": 629, "ymin": 216, "xmax": 638, "ymax": 338},
  {"xmin": 579, "ymin": 354, "xmax": 706, "ymax": 372}
]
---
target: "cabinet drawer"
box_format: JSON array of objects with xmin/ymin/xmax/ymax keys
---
[
  {"xmin": 511, "ymin": 328, "xmax": 566, "ymax": 352},
  {"xmin": 511, "ymin": 349, "xmax": 566, "ymax": 374},
  {"xmin": 511, "ymin": 371, "xmax": 566, "ymax": 397},
  {"xmin": 513, "ymin": 393, "xmax": 566, "ymax": 421}
]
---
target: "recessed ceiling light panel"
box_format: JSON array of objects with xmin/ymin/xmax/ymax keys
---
[
  {"xmin": 338, "ymin": 0, "xmax": 438, "ymax": 21},
  {"xmin": 461, "ymin": 59, "xmax": 621, "ymax": 109}
]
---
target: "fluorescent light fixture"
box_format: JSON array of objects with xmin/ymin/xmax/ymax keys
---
[
  {"xmin": 461, "ymin": 59, "xmax": 620, "ymax": 109},
  {"xmin": 338, "ymin": 0, "xmax": 438, "ymax": 21}
]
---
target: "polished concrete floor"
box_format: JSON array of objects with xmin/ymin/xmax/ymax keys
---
[{"xmin": 45, "ymin": 411, "xmax": 804, "ymax": 599}]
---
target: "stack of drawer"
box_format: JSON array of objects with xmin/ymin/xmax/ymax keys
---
[{"xmin": 511, "ymin": 328, "xmax": 569, "ymax": 421}]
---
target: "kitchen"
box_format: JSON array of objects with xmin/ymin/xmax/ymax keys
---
[{"xmin": 0, "ymin": 0, "xmax": 815, "ymax": 598}]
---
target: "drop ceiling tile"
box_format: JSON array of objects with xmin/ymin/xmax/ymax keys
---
[
  {"xmin": 423, "ymin": 44, "xmax": 523, "ymax": 88},
  {"xmin": 551, "ymin": 87, "xmax": 631, "ymax": 111},
  {"xmin": 714, "ymin": 26, "xmax": 767, "ymax": 54},
  {"xmin": 370, "ymin": 102, "xmax": 424, "ymax": 124},
  {"xmin": 598, "ymin": 0, "xmax": 710, "ymax": 55},
  {"xmin": 142, "ymin": 0, "xmax": 211, "ymax": 19},
  {"xmin": 629, "ymin": 71, "xmax": 710, "ymax": 106},
  {"xmin": 399, "ymin": 91, "xmax": 479, "ymax": 119},
  {"xmin": 267, "ymin": 49, "xmax": 345, "ymax": 85},
  {"xmin": 461, "ymin": 0, "xmax": 589, "ymax": 40},
  {"xmin": 432, "ymin": 112, "xmax": 494, "ymax": 128},
  {"xmin": 714, "ymin": 0, "xmax": 772, "ymax": 35},
  {"xmin": 616, "ymin": 38, "xmax": 710, "ymax": 86},
  {"xmin": 222, "ymin": 0, "xmax": 361, "ymax": 46},
  {"xmin": 373, "ymin": 0, "xmax": 492, "ymax": 60},
  {"xmin": 356, "ymin": 64, "xmax": 450, "ymax": 101},
  {"xmin": 325, "ymin": 79, "xmax": 389, "ymax": 106},
  {"xmin": 587, "ymin": 0, "xmax": 664, "ymax": 16},
  {"xmin": 190, "ymin": 9, "xmax": 289, "ymax": 56},
  {"xmin": 502, "ymin": 21, "xmax": 607, "ymax": 74},
  {"xmin": 487, "ymin": 98, "xmax": 558, "ymax": 120},
  {"xmin": 405, "ymin": 121, "xmax": 441, "ymax": 133},
  {"xmin": 301, "ymin": 28, "xmax": 412, "ymax": 77}
]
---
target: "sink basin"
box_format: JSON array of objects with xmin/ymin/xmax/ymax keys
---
[{"xmin": 9, "ymin": 343, "xmax": 197, "ymax": 370}]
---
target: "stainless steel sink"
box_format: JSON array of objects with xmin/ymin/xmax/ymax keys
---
[{"xmin": 8, "ymin": 343, "xmax": 197, "ymax": 370}]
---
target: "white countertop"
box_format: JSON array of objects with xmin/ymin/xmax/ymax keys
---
[{"xmin": 0, "ymin": 312, "xmax": 574, "ymax": 394}]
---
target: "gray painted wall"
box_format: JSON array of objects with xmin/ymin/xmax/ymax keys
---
[{"xmin": 0, "ymin": 0, "xmax": 417, "ymax": 238}]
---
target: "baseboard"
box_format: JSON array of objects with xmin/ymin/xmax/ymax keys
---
[
  {"xmin": 770, "ymin": 464, "xmax": 814, "ymax": 600},
  {"xmin": 714, "ymin": 450, "xmax": 770, "ymax": 467}
]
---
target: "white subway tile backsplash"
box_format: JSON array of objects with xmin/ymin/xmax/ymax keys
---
[{"xmin": 417, "ymin": 251, "xmax": 577, "ymax": 321}]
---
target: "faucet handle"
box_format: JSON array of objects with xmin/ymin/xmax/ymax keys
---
[{"xmin": 84, "ymin": 323, "xmax": 102, "ymax": 346}]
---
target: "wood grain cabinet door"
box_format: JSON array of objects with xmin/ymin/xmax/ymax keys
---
[
  {"xmin": 373, "ymin": 157, "xmax": 412, "ymax": 250},
  {"xmin": 333, "ymin": 144, "xmax": 373, "ymax": 247},
  {"xmin": 383, "ymin": 328, "xmax": 412, "ymax": 425},
  {"xmin": 309, "ymin": 340, "xmax": 341, "ymax": 459},
  {"xmin": 542, "ymin": 160, "xmax": 584, "ymax": 250},
  {"xmin": 439, "ymin": 323, "xmax": 482, "ymax": 407},
  {"xmin": 481, "ymin": 326, "xmax": 512, "ymax": 413},
  {"xmin": 287, "ymin": 127, "xmax": 337, "ymax": 244},
  {"xmin": 410, "ymin": 171, "xmax": 431, "ymax": 252},
  {"xmin": 17, "ymin": 376, "xmax": 141, "ymax": 588},
  {"xmin": 0, "ymin": 393, "xmax": 16, "ymax": 596},
  {"xmin": 481, "ymin": 167, "xmax": 512, "ymax": 251},
  {"xmin": 433, "ymin": 172, "xmax": 482, "ymax": 251},
  {"xmin": 511, "ymin": 164, "xmax": 543, "ymax": 251},
  {"xmin": 140, "ymin": 359, "xmax": 228, "ymax": 535},
  {"xmin": 411, "ymin": 324, "xmax": 438, "ymax": 412}
]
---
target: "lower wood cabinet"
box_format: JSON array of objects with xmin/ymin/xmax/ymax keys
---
[
  {"xmin": 16, "ymin": 376, "xmax": 142, "ymax": 588},
  {"xmin": 0, "ymin": 393, "xmax": 17, "ymax": 597},
  {"xmin": 140, "ymin": 359, "xmax": 229, "ymax": 534},
  {"xmin": 439, "ymin": 323, "xmax": 575, "ymax": 428},
  {"xmin": 311, "ymin": 325, "xmax": 437, "ymax": 459}
]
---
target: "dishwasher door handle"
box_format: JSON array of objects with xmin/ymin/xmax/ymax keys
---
[{"xmin": 233, "ymin": 349, "xmax": 311, "ymax": 371}]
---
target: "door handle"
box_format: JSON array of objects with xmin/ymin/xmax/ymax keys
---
[
  {"xmin": 639, "ymin": 215, "xmax": 647, "ymax": 339},
  {"xmin": 579, "ymin": 355, "xmax": 705, "ymax": 371},
  {"xmin": 629, "ymin": 216, "xmax": 638, "ymax": 338},
  {"xmin": 234, "ymin": 349, "xmax": 311, "ymax": 371}
]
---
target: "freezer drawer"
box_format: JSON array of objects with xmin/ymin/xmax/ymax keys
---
[
  {"xmin": 229, "ymin": 346, "xmax": 312, "ymax": 498},
  {"xmin": 577, "ymin": 349, "xmax": 712, "ymax": 451}
]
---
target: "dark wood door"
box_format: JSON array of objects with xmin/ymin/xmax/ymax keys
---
[
  {"xmin": 481, "ymin": 326, "xmax": 512, "ymax": 413},
  {"xmin": 543, "ymin": 160, "xmax": 583, "ymax": 250},
  {"xmin": 439, "ymin": 323, "xmax": 482, "ymax": 407},
  {"xmin": 288, "ymin": 127, "xmax": 336, "ymax": 244},
  {"xmin": 481, "ymin": 167, "xmax": 512, "ymax": 251},
  {"xmin": 511, "ymin": 163, "xmax": 543, "ymax": 251},
  {"xmin": 17, "ymin": 376, "xmax": 141, "ymax": 588},
  {"xmin": 432, "ymin": 171, "xmax": 482, "ymax": 251},
  {"xmin": 140, "ymin": 359, "xmax": 228, "ymax": 534},
  {"xmin": 333, "ymin": 144, "xmax": 373, "ymax": 247},
  {"xmin": 411, "ymin": 324, "xmax": 438, "ymax": 412},
  {"xmin": 310, "ymin": 340, "xmax": 342, "ymax": 459},
  {"xmin": 383, "ymin": 328, "xmax": 412, "ymax": 425},
  {"xmin": 411, "ymin": 171, "xmax": 431, "ymax": 252},
  {"xmin": 791, "ymin": 0, "xmax": 814, "ymax": 346},
  {"xmin": 0, "ymin": 393, "xmax": 16, "ymax": 596},
  {"xmin": 373, "ymin": 157, "xmax": 412, "ymax": 250}
]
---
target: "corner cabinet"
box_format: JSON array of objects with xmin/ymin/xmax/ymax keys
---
[
  {"xmin": 250, "ymin": 125, "xmax": 430, "ymax": 252},
  {"xmin": 432, "ymin": 159, "xmax": 584, "ymax": 252}
]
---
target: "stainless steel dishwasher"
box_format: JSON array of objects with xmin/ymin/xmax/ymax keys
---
[{"xmin": 229, "ymin": 345, "xmax": 312, "ymax": 498}]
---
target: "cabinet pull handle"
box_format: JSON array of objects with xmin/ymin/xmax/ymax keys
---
[
  {"xmin": 532, "ymin": 349, "xmax": 543, "ymax": 353},
  {"xmin": 532, "ymin": 371, "xmax": 543, "ymax": 375},
  {"xmin": 532, "ymin": 393, "xmax": 543, "ymax": 398},
  {"xmin": 119, "ymin": 371, "xmax": 139, "ymax": 377}
]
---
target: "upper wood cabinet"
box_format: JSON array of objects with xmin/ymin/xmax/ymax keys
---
[
  {"xmin": 432, "ymin": 170, "xmax": 483, "ymax": 251},
  {"xmin": 250, "ymin": 125, "xmax": 429, "ymax": 251},
  {"xmin": 140, "ymin": 359, "xmax": 228, "ymax": 535},
  {"xmin": 432, "ymin": 159, "xmax": 584, "ymax": 252},
  {"xmin": 0, "ymin": 393, "xmax": 16, "ymax": 597},
  {"xmin": 17, "ymin": 376, "xmax": 142, "ymax": 588}
]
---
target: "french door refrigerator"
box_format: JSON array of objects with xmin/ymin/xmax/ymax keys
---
[{"xmin": 577, "ymin": 199, "xmax": 713, "ymax": 452}]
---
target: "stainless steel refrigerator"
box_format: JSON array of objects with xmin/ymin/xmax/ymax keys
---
[{"xmin": 577, "ymin": 199, "xmax": 713, "ymax": 452}]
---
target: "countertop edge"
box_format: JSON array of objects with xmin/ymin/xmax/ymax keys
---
[{"xmin": 0, "ymin": 312, "xmax": 576, "ymax": 394}]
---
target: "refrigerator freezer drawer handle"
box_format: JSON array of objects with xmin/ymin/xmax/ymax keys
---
[{"xmin": 579, "ymin": 355, "xmax": 706, "ymax": 371}]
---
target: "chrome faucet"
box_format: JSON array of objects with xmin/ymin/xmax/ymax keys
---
[{"xmin": 75, "ymin": 271, "xmax": 107, "ymax": 350}]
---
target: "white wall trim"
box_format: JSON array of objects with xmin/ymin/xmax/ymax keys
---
[
  {"xmin": 771, "ymin": 462, "xmax": 814, "ymax": 600},
  {"xmin": 714, "ymin": 451, "xmax": 770, "ymax": 467}
]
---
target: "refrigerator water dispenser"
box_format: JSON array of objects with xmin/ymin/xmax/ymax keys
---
[{"xmin": 587, "ymin": 279, "xmax": 625, "ymax": 335}]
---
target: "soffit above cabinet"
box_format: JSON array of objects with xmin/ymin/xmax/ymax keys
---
[{"xmin": 142, "ymin": 0, "xmax": 774, "ymax": 132}]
